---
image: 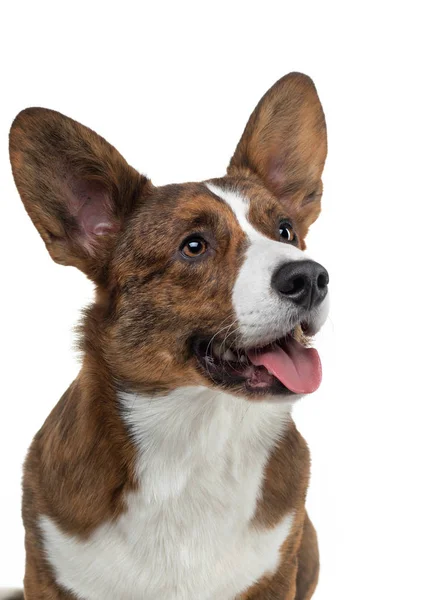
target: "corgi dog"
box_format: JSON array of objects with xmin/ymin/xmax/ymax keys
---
[{"xmin": 5, "ymin": 72, "xmax": 329, "ymax": 599}]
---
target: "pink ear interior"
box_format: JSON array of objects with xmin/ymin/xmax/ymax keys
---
[
  {"xmin": 67, "ymin": 179, "xmax": 120, "ymax": 250},
  {"xmin": 266, "ymin": 153, "xmax": 289, "ymax": 196}
]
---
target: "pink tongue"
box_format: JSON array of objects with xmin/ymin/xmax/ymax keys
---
[{"xmin": 247, "ymin": 338, "xmax": 322, "ymax": 394}]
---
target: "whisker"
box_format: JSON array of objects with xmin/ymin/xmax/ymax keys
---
[{"xmin": 203, "ymin": 317, "xmax": 238, "ymax": 383}]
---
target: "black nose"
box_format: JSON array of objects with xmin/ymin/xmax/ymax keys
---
[{"xmin": 272, "ymin": 260, "xmax": 329, "ymax": 309}]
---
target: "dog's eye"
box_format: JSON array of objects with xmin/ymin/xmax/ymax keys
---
[
  {"xmin": 279, "ymin": 222, "xmax": 296, "ymax": 244},
  {"xmin": 181, "ymin": 237, "xmax": 208, "ymax": 258}
]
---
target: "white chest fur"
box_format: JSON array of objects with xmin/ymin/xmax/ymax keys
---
[{"xmin": 40, "ymin": 387, "xmax": 295, "ymax": 600}]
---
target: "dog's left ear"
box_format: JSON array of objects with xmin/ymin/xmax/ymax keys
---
[{"xmin": 228, "ymin": 72, "xmax": 327, "ymax": 239}]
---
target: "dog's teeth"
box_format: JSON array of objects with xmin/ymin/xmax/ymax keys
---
[
  {"xmin": 240, "ymin": 355, "xmax": 248, "ymax": 364},
  {"xmin": 267, "ymin": 369, "xmax": 273, "ymax": 375},
  {"xmin": 222, "ymin": 349, "xmax": 236, "ymax": 361},
  {"xmin": 212, "ymin": 345, "xmax": 223, "ymax": 358}
]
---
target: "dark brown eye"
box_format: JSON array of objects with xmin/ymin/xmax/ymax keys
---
[
  {"xmin": 279, "ymin": 222, "xmax": 296, "ymax": 244},
  {"xmin": 181, "ymin": 237, "xmax": 208, "ymax": 258}
]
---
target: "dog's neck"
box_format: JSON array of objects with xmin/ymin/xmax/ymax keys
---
[
  {"xmin": 37, "ymin": 383, "xmax": 298, "ymax": 600},
  {"xmin": 118, "ymin": 386, "xmax": 293, "ymax": 501}
]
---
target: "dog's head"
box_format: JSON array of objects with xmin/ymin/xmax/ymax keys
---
[{"xmin": 9, "ymin": 73, "xmax": 328, "ymax": 400}]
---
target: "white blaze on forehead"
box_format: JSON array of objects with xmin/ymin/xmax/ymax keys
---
[
  {"xmin": 206, "ymin": 182, "xmax": 261, "ymax": 240},
  {"xmin": 205, "ymin": 182, "xmax": 304, "ymax": 258},
  {"xmin": 205, "ymin": 182, "xmax": 328, "ymax": 349}
]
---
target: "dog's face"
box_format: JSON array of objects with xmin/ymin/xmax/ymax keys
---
[{"xmin": 9, "ymin": 73, "xmax": 328, "ymax": 400}]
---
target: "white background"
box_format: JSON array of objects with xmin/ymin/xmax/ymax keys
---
[{"xmin": 1, "ymin": 1, "xmax": 433, "ymax": 598}]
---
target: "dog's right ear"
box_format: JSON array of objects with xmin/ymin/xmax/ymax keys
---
[{"xmin": 9, "ymin": 108, "xmax": 151, "ymax": 282}]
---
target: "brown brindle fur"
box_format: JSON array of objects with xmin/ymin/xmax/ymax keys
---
[{"xmin": 8, "ymin": 72, "xmax": 327, "ymax": 599}]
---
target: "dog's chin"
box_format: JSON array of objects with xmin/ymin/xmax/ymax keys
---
[{"xmin": 191, "ymin": 326, "xmax": 322, "ymax": 401}]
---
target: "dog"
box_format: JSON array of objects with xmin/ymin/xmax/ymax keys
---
[{"xmin": 5, "ymin": 72, "xmax": 329, "ymax": 599}]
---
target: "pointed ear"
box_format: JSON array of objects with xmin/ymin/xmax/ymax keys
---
[
  {"xmin": 9, "ymin": 108, "xmax": 150, "ymax": 281},
  {"xmin": 228, "ymin": 73, "xmax": 327, "ymax": 235}
]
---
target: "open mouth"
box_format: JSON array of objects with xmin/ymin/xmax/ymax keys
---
[{"xmin": 192, "ymin": 327, "xmax": 322, "ymax": 396}]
